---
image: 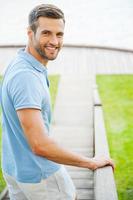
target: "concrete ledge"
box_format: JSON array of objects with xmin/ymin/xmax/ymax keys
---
[
  {"xmin": 94, "ymin": 166, "xmax": 118, "ymax": 200},
  {"xmin": 0, "ymin": 44, "xmax": 133, "ymax": 53},
  {"xmin": 93, "ymin": 88, "xmax": 118, "ymax": 200},
  {"xmin": 93, "ymin": 85, "xmax": 102, "ymax": 106}
]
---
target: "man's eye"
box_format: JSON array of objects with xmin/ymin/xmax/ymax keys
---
[
  {"xmin": 42, "ymin": 31, "xmax": 49, "ymax": 35},
  {"xmin": 57, "ymin": 34, "xmax": 64, "ymax": 38}
]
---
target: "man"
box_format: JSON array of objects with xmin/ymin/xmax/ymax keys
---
[{"xmin": 1, "ymin": 4, "xmax": 114, "ymax": 200}]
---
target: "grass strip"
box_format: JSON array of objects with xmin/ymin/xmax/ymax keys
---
[{"xmin": 96, "ymin": 75, "xmax": 133, "ymax": 200}]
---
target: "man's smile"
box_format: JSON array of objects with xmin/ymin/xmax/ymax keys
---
[
  {"xmin": 44, "ymin": 45, "xmax": 58, "ymax": 50},
  {"xmin": 44, "ymin": 45, "xmax": 59, "ymax": 54}
]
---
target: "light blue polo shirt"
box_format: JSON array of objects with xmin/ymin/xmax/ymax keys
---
[{"xmin": 1, "ymin": 49, "xmax": 60, "ymax": 183}]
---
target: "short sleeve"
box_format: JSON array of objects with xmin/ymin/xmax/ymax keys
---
[{"xmin": 8, "ymin": 71, "xmax": 43, "ymax": 110}]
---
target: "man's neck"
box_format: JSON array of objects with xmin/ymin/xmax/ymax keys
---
[{"xmin": 25, "ymin": 45, "xmax": 48, "ymax": 66}]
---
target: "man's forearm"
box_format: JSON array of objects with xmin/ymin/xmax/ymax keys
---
[
  {"xmin": 17, "ymin": 109, "xmax": 114, "ymax": 171},
  {"xmin": 33, "ymin": 138, "xmax": 95, "ymax": 170}
]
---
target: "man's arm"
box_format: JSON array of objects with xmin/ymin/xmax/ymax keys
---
[{"xmin": 17, "ymin": 108, "xmax": 114, "ymax": 170}]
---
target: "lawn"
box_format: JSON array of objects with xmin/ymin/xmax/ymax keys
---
[
  {"xmin": 0, "ymin": 74, "xmax": 60, "ymax": 193},
  {"xmin": 49, "ymin": 75, "xmax": 60, "ymax": 110},
  {"xmin": 96, "ymin": 75, "xmax": 133, "ymax": 200}
]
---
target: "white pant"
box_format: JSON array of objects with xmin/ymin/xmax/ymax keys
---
[{"xmin": 3, "ymin": 166, "xmax": 76, "ymax": 200}]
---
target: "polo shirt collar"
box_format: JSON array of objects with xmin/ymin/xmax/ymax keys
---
[{"xmin": 18, "ymin": 48, "xmax": 47, "ymax": 73}]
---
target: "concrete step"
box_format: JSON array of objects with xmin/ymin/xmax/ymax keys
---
[
  {"xmin": 69, "ymin": 148, "xmax": 94, "ymax": 157},
  {"xmin": 51, "ymin": 126, "xmax": 93, "ymax": 137},
  {"xmin": 51, "ymin": 75, "xmax": 94, "ymax": 200},
  {"xmin": 53, "ymin": 106, "xmax": 93, "ymax": 126},
  {"xmin": 52, "ymin": 127, "xmax": 93, "ymax": 147},
  {"xmin": 53, "ymin": 139, "xmax": 93, "ymax": 149},
  {"xmin": 55, "ymin": 89, "xmax": 92, "ymax": 105},
  {"xmin": 68, "ymin": 170, "xmax": 93, "ymax": 179},
  {"xmin": 66, "ymin": 165, "xmax": 93, "ymax": 172},
  {"xmin": 73, "ymin": 179, "xmax": 94, "ymax": 189},
  {"xmin": 77, "ymin": 188, "xmax": 94, "ymax": 200}
]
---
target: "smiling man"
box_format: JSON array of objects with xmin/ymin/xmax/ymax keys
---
[
  {"xmin": 27, "ymin": 11, "xmax": 64, "ymax": 63},
  {"xmin": 1, "ymin": 4, "xmax": 114, "ymax": 200}
]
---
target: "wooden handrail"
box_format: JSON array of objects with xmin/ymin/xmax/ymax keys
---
[{"xmin": 93, "ymin": 86, "xmax": 118, "ymax": 200}]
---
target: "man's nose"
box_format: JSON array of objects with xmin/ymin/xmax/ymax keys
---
[{"xmin": 49, "ymin": 35, "xmax": 58, "ymax": 46}]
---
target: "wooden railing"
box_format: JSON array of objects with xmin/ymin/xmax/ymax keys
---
[{"xmin": 93, "ymin": 85, "xmax": 118, "ymax": 200}]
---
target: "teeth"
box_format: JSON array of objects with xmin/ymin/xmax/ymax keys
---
[{"xmin": 46, "ymin": 46, "xmax": 56, "ymax": 50}]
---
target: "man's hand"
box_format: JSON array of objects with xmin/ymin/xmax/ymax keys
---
[{"xmin": 91, "ymin": 156, "xmax": 115, "ymax": 171}]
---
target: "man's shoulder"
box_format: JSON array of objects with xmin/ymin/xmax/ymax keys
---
[
  {"xmin": 5, "ymin": 57, "xmax": 40, "ymax": 82},
  {"xmin": 2, "ymin": 61, "xmax": 41, "ymax": 95},
  {"xmin": 7, "ymin": 55, "xmax": 33, "ymax": 74}
]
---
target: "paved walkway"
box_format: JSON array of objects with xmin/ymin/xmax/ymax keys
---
[{"xmin": 51, "ymin": 75, "xmax": 95, "ymax": 200}]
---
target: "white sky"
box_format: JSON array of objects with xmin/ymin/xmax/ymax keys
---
[{"xmin": 0, "ymin": 0, "xmax": 133, "ymax": 49}]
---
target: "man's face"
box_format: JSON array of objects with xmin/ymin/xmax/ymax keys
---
[{"xmin": 30, "ymin": 17, "xmax": 65, "ymax": 62}]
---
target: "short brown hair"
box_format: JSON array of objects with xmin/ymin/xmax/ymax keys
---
[{"xmin": 28, "ymin": 4, "xmax": 65, "ymax": 33}]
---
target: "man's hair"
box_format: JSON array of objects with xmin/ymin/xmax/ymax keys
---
[{"xmin": 28, "ymin": 4, "xmax": 65, "ymax": 33}]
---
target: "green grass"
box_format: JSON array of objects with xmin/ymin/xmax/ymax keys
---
[
  {"xmin": 0, "ymin": 118, "xmax": 6, "ymax": 193},
  {"xmin": 0, "ymin": 75, "xmax": 60, "ymax": 193},
  {"xmin": 49, "ymin": 75, "xmax": 60, "ymax": 110},
  {"xmin": 0, "ymin": 76, "xmax": 5, "ymax": 193},
  {"xmin": 96, "ymin": 75, "xmax": 133, "ymax": 200}
]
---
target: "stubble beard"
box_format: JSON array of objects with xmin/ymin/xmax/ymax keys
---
[{"xmin": 35, "ymin": 45, "xmax": 60, "ymax": 61}]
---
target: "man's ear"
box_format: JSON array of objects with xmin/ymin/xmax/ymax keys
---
[{"xmin": 27, "ymin": 27, "xmax": 34, "ymax": 39}]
